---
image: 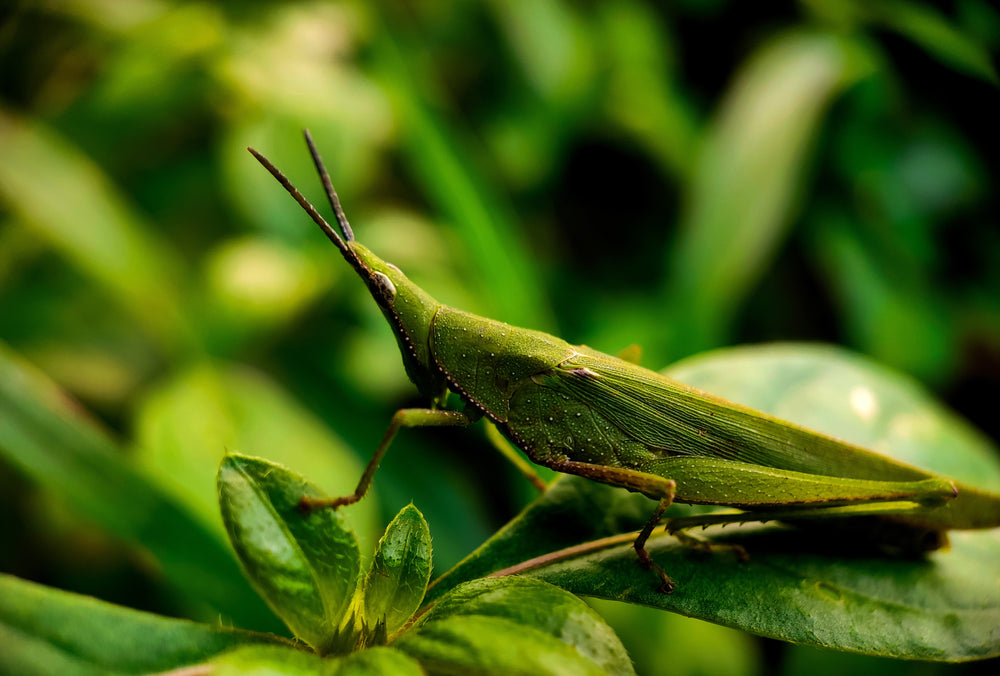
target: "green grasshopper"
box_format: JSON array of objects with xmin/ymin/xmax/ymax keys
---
[{"xmin": 249, "ymin": 132, "xmax": 999, "ymax": 592}]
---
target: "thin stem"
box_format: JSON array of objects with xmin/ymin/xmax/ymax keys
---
[{"xmin": 485, "ymin": 530, "xmax": 649, "ymax": 579}]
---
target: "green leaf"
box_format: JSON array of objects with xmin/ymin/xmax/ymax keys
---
[
  {"xmin": 662, "ymin": 32, "xmax": 874, "ymax": 358},
  {"xmin": 218, "ymin": 454, "xmax": 361, "ymax": 652},
  {"xmin": 210, "ymin": 645, "xmax": 331, "ymax": 676},
  {"xmin": 395, "ymin": 615, "xmax": 608, "ymax": 676},
  {"xmin": 332, "ymin": 647, "xmax": 426, "ymax": 676},
  {"xmin": 0, "ymin": 343, "xmax": 276, "ymax": 630},
  {"xmin": 417, "ymin": 577, "xmax": 634, "ymax": 676},
  {"xmin": 869, "ymin": 0, "xmax": 998, "ymax": 84},
  {"xmin": 212, "ymin": 645, "xmax": 425, "ymax": 676},
  {"xmin": 588, "ymin": 600, "xmax": 759, "ymax": 676},
  {"xmin": 361, "ymin": 504, "xmax": 432, "ymax": 639},
  {"xmin": 431, "ymin": 344, "xmax": 1000, "ymax": 660},
  {"xmin": 0, "ymin": 574, "xmax": 281, "ymax": 676},
  {"xmin": 526, "ymin": 514, "xmax": 1000, "ymax": 661}
]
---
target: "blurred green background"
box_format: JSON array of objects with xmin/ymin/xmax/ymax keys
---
[{"xmin": 1, "ymin": 0, "xmax": 998, "ymax": 674}]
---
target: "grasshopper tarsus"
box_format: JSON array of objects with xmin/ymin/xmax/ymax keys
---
[
  {"xmin": 650, "ymin": 563, "xmax": 678, "ymax": 594},
  {"xmin": 658, "ymin": 578, "xmax": 678, "ymax": 595},
  {"xmin": 633, "ymin": 542, "xmax": 677, "ymax": 594},
  {"xmin": 298, "ymin": 494, "xmax": 356, "ymax": 514}
]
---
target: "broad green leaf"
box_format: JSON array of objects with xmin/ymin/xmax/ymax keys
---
[
  {"xmin": 134, "ymin": 361, "xmax": 380, "ymax": 553},
  {"xmin": 417, "ymin": 577, "xmax": 634, "ymax": 676},
  {"xmin": 0, "ymin": 343, "xmax": 276, "ymax": 630},
  {"xmin": 218, "ymin": 454, "xmax": 361, "ymax": 653},
  {"xmin": 526, "ymin": 523, "xmax": 1000, "ymax": 662},
  {"xmin": 662, "ymin": 32, "xmax": 874, "ymax": 359},
  {"xmin": 395, "ymin": 615, "xmax": 608, "ymax": 676},
  {"xmin": 0, "ymin": 574, "xmax": 281, "ymax": 676},
  {"xmin": 431, "ymin": 344, "xmax": 1000, "ymax": 660},
  {"xmin": 361, "ymin": 504, "xmax": 432, "ymax": 639}
]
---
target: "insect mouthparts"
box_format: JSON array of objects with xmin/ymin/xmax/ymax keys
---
[{"xmin": 372, "ymin": 271, "xmax": 397, "ymax": 302}]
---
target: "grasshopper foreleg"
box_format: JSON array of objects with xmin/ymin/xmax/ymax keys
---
[{"xmin": 299, "ymin": 408, "xmax": 472, "ymax": 512}]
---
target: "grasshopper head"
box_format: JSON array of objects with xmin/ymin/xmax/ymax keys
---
[{"xmin": 248, "ymin": 133, "xmax": 448, "ymax": 404}]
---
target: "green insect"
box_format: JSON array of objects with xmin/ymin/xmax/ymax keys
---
[{"xmin": 249, "ymin": 133, "xmax": 999, "ymax": 592}]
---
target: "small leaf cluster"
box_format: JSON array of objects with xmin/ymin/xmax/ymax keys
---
[{"xmin": 213, "ymin": 453, "xmax": 635, "ymax": 674}]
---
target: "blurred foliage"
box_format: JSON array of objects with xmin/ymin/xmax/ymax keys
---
[{"xmin": 1, "ymin": 0, "xmax": 998, "ymax": 674}]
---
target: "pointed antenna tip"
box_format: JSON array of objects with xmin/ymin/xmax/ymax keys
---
[
  {"xmin": 245, "ymin": 144, "xmax": 351, "ymax": 256},
  {"xmin": 302, "ymin": 132, "xmax": 356, "ymax": 242}
]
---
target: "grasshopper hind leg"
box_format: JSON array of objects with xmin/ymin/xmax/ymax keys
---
[
  {"xmin": 544, "ymin": 459, "xmax": 680, "ymax": 593},
  {"xmin": 634, "ymin": 495, "xmax": 679, "ymax": 593}
]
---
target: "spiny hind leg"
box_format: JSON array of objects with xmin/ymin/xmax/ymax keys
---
[
  {"xmin": 664, "ymin": 500, "xmax": 946, "ymax": 559},
  {"xmin": 544, "ymin": 459, "xmax": 679, "ymax": 593}
]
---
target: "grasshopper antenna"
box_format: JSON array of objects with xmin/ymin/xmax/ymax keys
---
[
  {"xmin": 303, "ymin": 129, "xmax": 355, "ymax": 242},
  {"xmin": 247, "ymin": 145, "xmax": 359, "ymax": 268}
]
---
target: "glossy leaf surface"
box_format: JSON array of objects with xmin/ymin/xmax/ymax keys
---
[
  {"xmin": 361, "ymin": 504, "xmax": 432, "ymax": 639},
  {"xmin": 0, "ymin": 574, "xmax": 279, "ymax": 675},
  {"xmin": 218, "ymin": 454, "xmax": 361, "ymax": 652}
]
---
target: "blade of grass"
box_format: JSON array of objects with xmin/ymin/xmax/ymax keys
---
[{"xmin": 661, "ymin": 31, "xmax": 875, "ymax": 361}]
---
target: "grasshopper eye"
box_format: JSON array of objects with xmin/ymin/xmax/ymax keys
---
[{"xmin": 372, "ymin": 271, "xmax": 397, "ymax": 305}]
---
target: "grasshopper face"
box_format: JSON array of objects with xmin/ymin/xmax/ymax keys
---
[{"xmin": 346, "ymin": 241, "xmax": 448, "ymax": 404}]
